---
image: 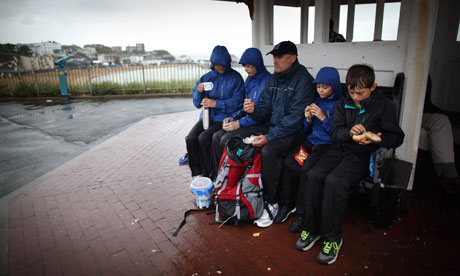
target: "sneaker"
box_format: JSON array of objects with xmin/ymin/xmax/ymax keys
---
[
  {"xmin": 289, "ymin": 215, "xmax": 304, "ymax": 233},
  {"xmin": 273, "ymin": 205, "xmax": 296, "ymax": 224},
  {"xmin": 295, "ymin": 230, "xmax": 320, "ymax": 251},
  {"xmin": 254, "ymin": 203, "xmax": 279, "ymax": 227},
  {"xmin": 317, "ymin": 239, "xmax": 342, "ymax": 265},
  {"xmin": 178, "ymin": 153, "xmax": 189, "ymax": 165}
]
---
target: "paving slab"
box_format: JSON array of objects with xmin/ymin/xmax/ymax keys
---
[{"xmin": 2, "ymin": 110, "xmax": 459, "ymax": 276}]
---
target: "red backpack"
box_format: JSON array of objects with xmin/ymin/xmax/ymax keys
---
[{"xmin": 214, "ymin": 137, "xmax": 264, "ymax": 225}]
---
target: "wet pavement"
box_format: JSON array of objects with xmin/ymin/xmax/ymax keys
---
[
  {"xmin": 1, "ymin": 107, "xmax": 459, "ymax": 275},
  {"xmin": 0, "ymin": 97, "xmax": 194, "ymax": 198}
]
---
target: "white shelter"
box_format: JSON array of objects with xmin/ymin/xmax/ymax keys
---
[{"xmin": 220, "ymin": 0, "xmax": 459, "ymax": 189}]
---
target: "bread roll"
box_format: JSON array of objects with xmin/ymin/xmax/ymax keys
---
[
  {"xmin": 353, "ymin": 131, "xmax": 381, "ymax": 143},
  {"xmin": 352, "ymin": 133, "xmax": 367, "ymax": 143},
  {"xmin": 365, "ymin": 131, "xmax": 382, "ymax": 143}
]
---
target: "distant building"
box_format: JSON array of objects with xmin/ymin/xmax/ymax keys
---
[
  {"xmin": 177, "ymin": 55, "xmax": 194, "ymax": 63},
  {"xmin": 126, "ymin": 43, "xmax": 145, "ymax": 53},
  {"xmin": 20, "ymin": 56, "xmax": 54, "ymax": 71},
  {"xmin": 97, "ymin": 54, "xmax": 118, "ymax": 66},
  {"xmin": 81, "ymin": 47, "xmax": 97, "ymax": 59},
  {"xmin": 29, "ymin": 41, "xmax": 62, "ymax": 56},
  {"xmin": 111, "ymin": 46, "xmax": 122, "ymax": 53},
  {"xmin": 126, "ymin": 46, "xmax": 136, "ymax": 53},
  {"xmin": 129, "ymin": 55, "xmax": 144, "ymax": 65},
  {"xmin": 135, "ymin": 43, "xmax": 145, "ymax": 52}
]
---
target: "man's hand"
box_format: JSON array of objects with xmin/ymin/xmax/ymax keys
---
[
  {"xmin": 243, "ymin": 98, "xmax": 255, "ymax": 113},
  {"xmin": 350, "ymin": 124, "xmax": 366, "ymax": 137},
  {"xmin": 201, "ymin": 98, "xmax": 216, "ymax": 108},
  {"xmin": 197, "ymin": 83, "xmax": 205, "ymax": 93},
  {"xmin": 252, "ymin": 135, "xmax": 267, "ymax": 147}
]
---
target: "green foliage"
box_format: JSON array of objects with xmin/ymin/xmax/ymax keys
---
[
  {"xmin": 154, "ymin": 50, "xmax": 171, "ymax": 56},
  {"xmin": 17, "ymin": 45, "xmax": 32, "ymax": 57},
  {"xmin": 96, "ymin": 46, "xmax": 113, "ymax": 54},
  {"xmin": 91, "ymin": 82, "xmax": 124, "ymax": 95}
]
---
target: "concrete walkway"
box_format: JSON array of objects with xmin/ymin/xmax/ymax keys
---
[{"xmin": 2, "ymin": 110, "xmax": 459, "ymax": 275}]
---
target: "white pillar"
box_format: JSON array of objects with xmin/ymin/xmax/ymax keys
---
[
  {"xmin": 346, "ymin": 0, "xmax": 355, "ymax": 42},
  {"xmin": 374, "ymin": 0, "xmax": 384, "ymax": 41},
  {"xmin": 398, "ymin": 0, "xmax": 439, "ymax": 190},
  {"xmin": 252, "ymin": 0, "xmax": 274, "ymax": 48},
  {"xmin": 314, "ymin": 0, "xmax": 332, "ymax": 44},
  {"xmin": 300, "ymin": 0, "xmax": 310, "ymax": 44}
]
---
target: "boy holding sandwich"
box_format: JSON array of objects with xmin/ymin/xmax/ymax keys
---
[{"xmin": 295, "ymin": 64, "xmax": 405, "ymax": 265}]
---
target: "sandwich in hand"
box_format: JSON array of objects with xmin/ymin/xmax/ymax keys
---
[{"xmin": 352, "ymin": 131, "xmax": 382, "ymax": 143}]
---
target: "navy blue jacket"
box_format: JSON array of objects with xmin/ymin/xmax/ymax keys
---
[
  {"xmin": 305, "ymin": 67, "xmax": 342, "ymax": 145},
  {"xmin": 193, "ymin": 46, "xmax": 245, "ymax": 123},
  {"xmin": 249, "ymin": 60, "xmax": 316, "ymax": 141},
  {"xmin": 231, "ymin": 48, "xmax": 271, "ymax": 127}
]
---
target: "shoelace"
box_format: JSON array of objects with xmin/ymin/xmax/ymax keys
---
[
  {"xmin": 300, "ymin": 230, "xmax": 309, "ymax": 241},
  {"xmin": 322, "ymin": 241, "xmax": 339, "ymax": 254}
]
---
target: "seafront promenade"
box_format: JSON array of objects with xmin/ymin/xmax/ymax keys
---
[{"xmin": 2, "ymin": 110, "xmax": 458, "ymax": 275}]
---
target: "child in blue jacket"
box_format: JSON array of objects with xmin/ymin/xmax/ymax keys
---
[
  {"xmin": 274, "ymin": 67, "xmax": 341, "ymax": 229},
  {"xmin": 210, "ymin": 47, "xmax": 271, "ymax": 181}
]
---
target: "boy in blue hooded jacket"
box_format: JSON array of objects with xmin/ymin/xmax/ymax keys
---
[
  {"xmin": 273, "ymin": 67, "xmax": 342, "ymax": 231},
  {"xmin": 185, "ymin": 45, "xmax": 245, "ymax": 178},
  {"xmin": 209, "ymin": 47, "xmax": 271, "ymax": 181}
]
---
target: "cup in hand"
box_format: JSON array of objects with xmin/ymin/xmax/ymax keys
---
[{"xmin": 202, "ymin": 82, "xmax": 214, "ymax": 91}]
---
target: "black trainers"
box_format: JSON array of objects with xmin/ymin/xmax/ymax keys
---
[
  {"xmin": 273, "ymin": 205, "xmax": 296, "ymax": 224},
  {"xmin": 289, "ymin": 215, "xmax": 304, "ymax": 232},
  {"xmin": 295, "ymin": 230, "xmax": 320, "ymax": 251},
  {"xmin": 317, "ymin": 239, "xmax": 342, "ymax": 265}
]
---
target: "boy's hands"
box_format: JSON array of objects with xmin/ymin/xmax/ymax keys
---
[
  {"xmin": 222, "ymin": 118, "xmax": 240, "ymax": 131},
  {"xmin": 304, "ymin": 105, "xmax": 313, "ymax": 121},
  {"xmin": 350, "ymin": 124, "xmax": 366, "ymax": 136},
  {"xmin": 243, "ymin": 98, "xmax": 255, "ymax": 113},
  {"xmin": 351, "ymin": 124, "xmax": 382, "ymax": 144},
  {"xmin": 305, "ymin": 103, "xmax": 326, "ymax": 121}
]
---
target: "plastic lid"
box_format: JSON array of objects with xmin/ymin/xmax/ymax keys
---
[{"xmin": 190, "ymin": 177, "xmax": 213, "ymax": 190}]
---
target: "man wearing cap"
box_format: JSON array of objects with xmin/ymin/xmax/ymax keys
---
[{"xmin": 244, "ymin": 41, "xmax": 316, "ymax": 227}]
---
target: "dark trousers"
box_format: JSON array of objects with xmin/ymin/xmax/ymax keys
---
[
  {"xmin": 210, "ymin": 124, "xmax": 269, "ymax": 181},
  {"xmin": 303, "ymin": 144, "xmax": 370, "ymax": 241},
  {"xmin": 185, "ymin": 120, "xmax": 222, "ymax": 177},
  {"xmin": 279, "ymin": 142, "xmax": 332, "ymax": 214},
  {"xmin": 261, "ymin": 131, "xmax": 305, "ymax": 204}
]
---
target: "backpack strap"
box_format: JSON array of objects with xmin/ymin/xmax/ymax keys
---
[{"xmin": 172, "ymin": 207, "xmax": 214, "ymax": 236}]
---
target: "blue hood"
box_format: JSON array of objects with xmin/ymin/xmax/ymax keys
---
[
  {"xmin": 238, "ymin": 48, "xmax": 269, "ymax": 79},
  {"xmin": 210, "ymin": 45, "xmax": 232, "ymax": 70},
  {"xmin": 313, "ymin": 66, "xmax": 342, "ymax": 100}
]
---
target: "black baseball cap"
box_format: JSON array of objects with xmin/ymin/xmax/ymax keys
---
[{"xmin": 266, "ymin": 41, "xmax": 297, "ymax": 56}]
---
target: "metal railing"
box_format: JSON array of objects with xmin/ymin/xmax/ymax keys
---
[{"xmin": 0, "ymin": 63, "xmax": 248, "ymax": 97}]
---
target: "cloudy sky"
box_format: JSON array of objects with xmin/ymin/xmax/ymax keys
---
[
  {"xmin": 0, "ymin": 0, "xmax": 252, "ymax": 59},
  {"xmin": 0, "ymin": 0, "xmax": 399, "ymax": 59}
]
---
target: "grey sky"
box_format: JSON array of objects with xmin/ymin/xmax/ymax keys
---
[
  {"xmin": 0, "ymin": 0, "xmax": 400, "ymax": 59},
  {"xmin": 0, "ymin": 0, "xmax": 252, "ymax": 59}
]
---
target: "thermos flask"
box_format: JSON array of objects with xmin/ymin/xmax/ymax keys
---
[
  {"xmin": 202, "ymin": 105, "xmax": 210, "ymax": 130},
  {"xmin": 202, "ymin": 82, "xmax": 213, "ymax": 130}
]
